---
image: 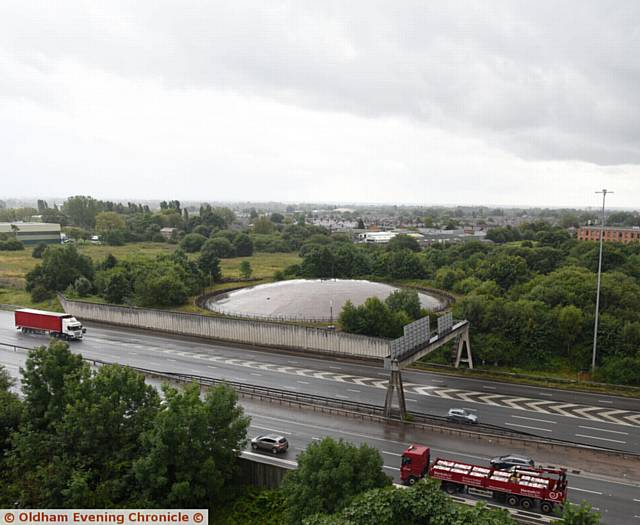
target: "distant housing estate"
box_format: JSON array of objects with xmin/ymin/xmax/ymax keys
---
[
  {"xmin": 577, "ymin": 226, "xmax": 640, "ymax": 243},
  {"xmin": 0, "ymin": 222, "xmax": 61, "ymax": 245}
]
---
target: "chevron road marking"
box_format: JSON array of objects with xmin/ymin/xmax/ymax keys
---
[
  {"xmin": 143, "ymin": 346, "xmax": 640, "ymax": 427},
  {"xmin": 547, "ymin": 403, "xmax": 584, "ymax": 418},
  {"xmin": 625, "ymin": 414, "xmax": 640, "ymax": 425},
  {"xmin": 502, "ymin": 397, "xmax": 533, "ymax": 410},
  {"xmin": 599, "ymin": 409, "xmax": 631, "ymax": 425},
  {"xmin": 524, "ymin": 400, "xmax": 557, "ymax": 414},
  {"xmin": 573, "ymin": 406, "xmax": 609, "ymax": 421}
]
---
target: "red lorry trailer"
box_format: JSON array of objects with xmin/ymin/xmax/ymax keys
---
[
  {"xmin": 400, "ymin": 444, "xmax": 567, "ymax": 514},
  {"xmin": 15, "ymin": 309, "xmax": 85, "ymax": 341}
]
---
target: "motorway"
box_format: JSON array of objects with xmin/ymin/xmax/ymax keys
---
[{"xmin": 1, "ymin": 312, "xmax": 639, "ymax": 523}]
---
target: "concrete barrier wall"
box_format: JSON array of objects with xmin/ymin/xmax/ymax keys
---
[{"xmin": 59, "ymin": 296, "xmax": 391, "ymax": 359}]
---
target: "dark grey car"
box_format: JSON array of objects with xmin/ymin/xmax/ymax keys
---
[
  {"xmin": 251, "ymin": 434, "xmax": 289, "ymax": 454},
  {"xmin": 491, "ymin": 454, "xmax": 535, "ymax": 470}
]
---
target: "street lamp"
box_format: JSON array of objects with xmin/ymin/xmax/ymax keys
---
[{"xmin": 592, "ymin": 189, "xmax": 613, "ymax": 374}]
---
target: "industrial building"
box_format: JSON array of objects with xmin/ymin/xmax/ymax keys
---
[
  {"xmin": 0, "ymin": 222, "xmax": 61, "ymax": 245},
  {"xmin": 577, "ymin": 226, "xmax": 640, "ymax": 244}
]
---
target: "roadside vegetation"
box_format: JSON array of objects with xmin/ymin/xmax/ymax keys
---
[
  {"xmin": 290, "ymin": 224, "xmax": 640, "ymax": 385},
  {"xmin": 0, "ymin": 343, "xmax": 604, "ymax": 525}
]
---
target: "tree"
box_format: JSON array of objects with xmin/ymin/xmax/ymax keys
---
[
  {"xmin": 282, "ymin": 437, "xmax": 391, "ymax": 524},
  {"xmin": 73, "ymin": 276, "xmax": 93, "ymax": 297},
  {"xmin": 63, "ymin": 196, "xmax": 99, "ymax": 229},
  {"xmin": 134, "ymin": 383, "xmax": 249, "ymax": 507},
  {"xmin": 134, "ymin": 269, "xmax": 188, "ymax": 307},
  {"xmin": 55, "ymin": 365, "xmax": 160, "ymax": 507},
  {"xmin": 357, "ymin": 218, "xmax": 365, "ymax": 229},
  {"xmin": 20, "ymin": 341, "xmax": 88, "ymax": 432},
  {"xmin": 0, "ymin": 366, "xmax": 21, "ymax": 457},
  {"xmin": 201, "ymin": 237, "xmax": 234, "ymax": 258},
  {"xmin": 32, "ymin": 243, "xmax": 47, "ymax": 258},
  {"xmin": 385, "ymin": 289, "xmax": 421, "ymax": 320},
  {"xmin": 26, "ymin": 245, "xmax": 94, "ymax": 298},
  {"xmin": 96, "ymin": 211, "xmax": 127, "ymax": 245},
  {"xmin": 253, "ymin": 216, "xmax": 276, "ymax": 234},
  {"xmin": 480, "ymin": 254, "xmax": 528, "ymax": 291},
  {"xmin": 387, "ymin": 234, "xmax": 420, "ymax": 252},
  {"xmin": 97, "ymin": 267, "xmax": 131, "ymax": 303},
  {"xmin": 198, "ymin": 248, "xmax": 222, "ymax": 283},
  {"xmin": 233, "ymin": 233, "xmax": 254, "ymax": 257},
  {"xmin": 180, "ymin": 233, "xmax": 207, "ymax": 253},
  {"xmin": 270, "ymin": 212, "xmax": 285, "ymax": 224},
  {"xmin": 239, "ymin": 261, "xmax": 253, "ymax": 279},
  {"xmin": 304, "ymin": 479, "xmax": 515, "ymax": 525},
  {"xmin": 553, "ymin": 501, "xmax": 601, "ymax": 525}
]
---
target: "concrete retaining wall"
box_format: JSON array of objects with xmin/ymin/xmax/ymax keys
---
[{"xmin": 59, "ymin": 296, "xmax": 390, "ymax": 359}]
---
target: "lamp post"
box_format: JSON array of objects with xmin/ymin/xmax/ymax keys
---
[{"xmin": 592, "ymin": 189, "xmax": 613, "ymax": 374}]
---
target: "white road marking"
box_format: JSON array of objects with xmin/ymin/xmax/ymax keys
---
[
  {"xmin": 383, "ymin": 465, "xmax": 400, "ymax": 471},
  {"xmin": 167, "ymin": 358, "xmax": 176, "ymax": 362},
  {"xmin": 538, "ymin": 393, "xmax": 553, "ymax": 397},
  {"xmin": 250, "ymin": 373, "xmax": 262, "ymax": 377},
  {"xmin": 406, "ymin": 399, "xmax": 418, "ymax": 403},
  {"xmin": 382, "ymin": 450, "xmax": 402, "ymax": 456},
  {"xmin": 598, "ymin": 399, "xmax": 613, "ymax": 404},
  {"xmin": 296, "ymin": 381, "xmax": 309, "ymax": 385},
  {"xmin": 329, "ymin": 366, "xmax": 343, "ymax": 370},
  {"xmin": 571, "ymin": 487, "xmax": 603, "ymax": 495},
  {"xmin": 287, "ymin": 360, "xmax": 299, "ymax": 364},
  {"xmin": 574, "ymin": 433, "xmax": 626, "ymax": 444},
  {"xmin": 252, "ymin": 425, "xmax": 292, "ymax": 435},
  {"xmin": 335, "ymin": 394, "xmax": 349, "ymax": 399},
  {"xmin": 483, "ymin": 386, "xmax": 496, "ymax": 390},
  {"xmin": 511, "ymin": 415, "xmax": 557, "ymax": 424},
  {"xmin": 347, "ymin": 389, "xmax": 360, "ymax": 393},
  {"xmin": 578, "ymin": 425, "xmax": 628, "ymax": 435},
  {"xmin": 504, "ymin": 422, "xmax": 553, "ymax": 432},
  {"xmin": 208, "ymin": 365, "xmax": 217, "ymax": 369}
]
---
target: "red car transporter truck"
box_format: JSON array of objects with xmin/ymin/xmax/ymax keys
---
[
  {"xmin": 400, "ymin": 444, "xmax": 567, "ymax": 514},
  {"xmin": 15, "ymin": 308, "xmax": 86, "ymax": 341}
]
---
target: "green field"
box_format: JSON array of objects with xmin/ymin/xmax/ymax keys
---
[{"xmin": 0, "ymin": 242, "xmax": 300, "ymax": 309}]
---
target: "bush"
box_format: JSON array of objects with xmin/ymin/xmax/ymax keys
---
[
  {"xmin": 73, "ymin": 276, "xmax": 93, "ymax": 297},
  {"xmin": 233, "ymin": 233, "xmax": 254, "ymax": 257},
  {"xmin": 191, "ymin": 225, "xmax": 209, "ymax": 238},
  {"xmin": 32, "ymin": 243, "xmax": 48, "ymax": 258},
  {"xmin": 0, "ymin": 239, "xmax": 24, "ymax": 251},
  {"xmin": 180, "ymin": 233, "xmax": 207, "ymax": 253},
  {"xmin": 282, "ymin": 437, "xmax": 391, "ymax": 524},
  {"xmin": 201, "ymin": 237, "xmax": 235, "ymax": 258},
  {"xmin": 30, "ymin": 285, "xmax": 53, "ymax": 303}
]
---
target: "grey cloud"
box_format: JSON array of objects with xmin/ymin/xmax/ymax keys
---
[{"xmin": 1, "ymin": 1, "xmax": 639, "ymax": 165}]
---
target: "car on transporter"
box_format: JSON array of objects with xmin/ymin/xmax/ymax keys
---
[{"xmin": 491, "ymin": 454, "xmax": 535, "ymax": 470}]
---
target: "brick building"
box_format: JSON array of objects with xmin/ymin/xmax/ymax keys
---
[{"xmin": 577, "ymin": 226, "xmax": 640, "ymax": 243}]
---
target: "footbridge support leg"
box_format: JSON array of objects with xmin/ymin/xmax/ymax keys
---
[
  {"xmin": 384, "ymin": 359, "xmax": 407, "ymax": 419},
  {"xmin": 454, "ymin": 325, "xmax": 473, "ymax": 369}
]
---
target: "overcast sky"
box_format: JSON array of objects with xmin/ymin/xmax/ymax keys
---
[{"xmin": 1, "ymin": 1, "xmax": 639, "ymax": 207}]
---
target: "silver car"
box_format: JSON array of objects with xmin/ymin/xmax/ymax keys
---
[
  {"xmin": 250, "ymin": 434, "xmax": 289, "ymax": 454},
  {"xmin": 447, "ymin": 408, "xmax": 478, "ymax": 424}
]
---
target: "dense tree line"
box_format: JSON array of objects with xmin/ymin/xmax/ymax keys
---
[
  {"xmin": 0, "ymin": 355, "xmax": 599, "ymax": 524},
  {"xmin": 25, "ymin": 245, "xmax": 217, "ymax": 307},
  {"xmin": 0, "ymin": 343, "xmax": 249, "ymax": 508},
  {"xmin": 293, "ymin": 223, "xmax": 640, "ymax": 384},
  {"xmin": 338, "ymin": 290, "xmax": 423, "ymax": 339}
]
